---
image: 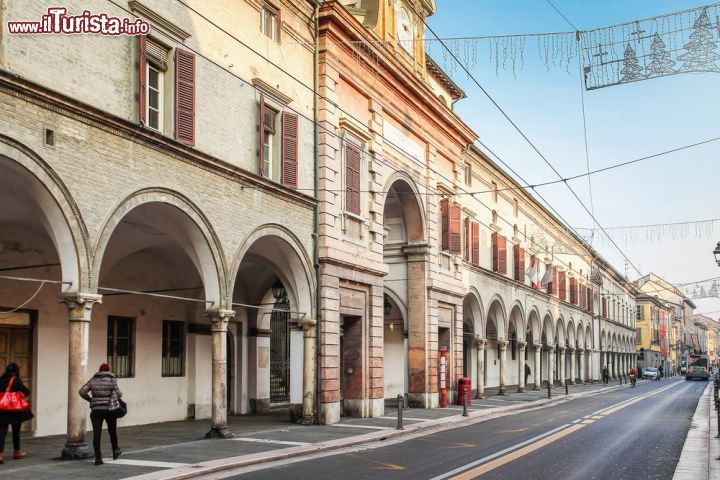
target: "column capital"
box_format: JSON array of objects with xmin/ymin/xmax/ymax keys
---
[
  {"xmin": 518, "ymin": 341, "xmax": 527, "ymax": 350},
  {"xmin": 205, "ymin": 308, "xmax": 235, "ymax": 332},
  {"xmin": 559, "ymin": 346, "xmax": 567, "ymax": 353},
  {"xmin": 498, "ymin": 340, "xmax": 508, "ymax": 350},
  {"xmin": 296, "ymin": 317, "xmax": 317, "ymax": 331},
  {"xmin": 60, "ymin": 292, "xmax": 102, "ymax": 322},
  {"xmin": 548, "ymin": 344, "xmax": 556, "ymax": 353},
  {"xmin": 569, "ymin": 347, "xmax": 576, "ymax": 353},
  {"xmin": 474, "ymin": 334, "xmax": 486, "ymax": 348},
  {"xmin": 534, "ymin": 342, "xmax": 542, "ymax": 351},
  {"xmin": 402, "ymin": 242, "xmax": 430, "ymax": 261}
]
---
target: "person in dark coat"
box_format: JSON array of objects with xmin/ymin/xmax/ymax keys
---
[
  {"xmin": 0, "ymin": 363, "xmax": 33, "ymax": 464},
  {"xmin": 80, "ymin": 363, "xmax": 122, "ymax": 465},
  {"xmin": 524, "ymin": 363, "xmax": 531, "ymax": 387},
  {"xmin": 602, "ymin": 366, "xmax": 609, "ymax": 385}
]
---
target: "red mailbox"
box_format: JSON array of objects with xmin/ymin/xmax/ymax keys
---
[{"xmin": 457, "ymin": 377, "xmax": 472, "ymax": 406}]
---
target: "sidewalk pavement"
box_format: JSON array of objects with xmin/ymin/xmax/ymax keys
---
[
  {"xmin": 2, "ymin": 379, "xmax": 642, "ymax": 480},
  {"xmin": 672, "ymin": 381, "xmax": 719, "ymax": 480}
]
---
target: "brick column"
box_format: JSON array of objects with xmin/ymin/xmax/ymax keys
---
[
  {"xmin": 533, "ymin": 343, "xmax": 542, "ymax": 390},
  {"xmin": 404, "ymin": 243, "xmax": 430, "ymax": 407},
  {"xmin": 205, "ymin": 308, "xmax": 235, "ymax": 438},
  {"xmin": 60, "ymin": 292, "xmax": 102, "ymax": 460},
  {"xmin": 475, "ymin": 336, "xmax": 485, "ymax": 399},
  {"xmin": 498, "ymin": 340, "xmax": 508, "ymax": 395},
  {"xmin": 517, "ymin": 341, "xmax": 527, "ymax": 393}
]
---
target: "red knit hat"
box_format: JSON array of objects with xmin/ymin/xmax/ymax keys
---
[{"xmin": 99, "ymin": 363, "xmax": 110, "ymax": 372}]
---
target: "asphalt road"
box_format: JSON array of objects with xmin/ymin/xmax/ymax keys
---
[{"xmin": 214, "ymin": 378, "xmax": 706, "ymax": 480}]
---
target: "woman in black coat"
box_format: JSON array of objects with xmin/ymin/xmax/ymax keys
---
[{"xmin": 0, "ymin": 363, "xmax": 33, "ymax": 463}]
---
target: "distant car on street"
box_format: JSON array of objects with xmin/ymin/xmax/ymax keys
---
[
  {"xmin": 642, "ymin": 367, "xmax": 659, "ymax": 380},
  {"xmin": 686, "ymin": 354, "xmax": 709, "ymax": 381}
]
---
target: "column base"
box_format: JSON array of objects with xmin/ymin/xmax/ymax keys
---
[
  {"xmin": 533, "ymin": 385, "xmax": 541, "ymax": 391},
  {"xmin": 567, "ymin": 380, "xmax": 575, "ymax": 385},
  {"xmin": 300, "ymin": 414, "xmax": 315, "ymax": 426},
  {"xmin": 61, "ymin": 442, "xmax": 92, "ymax": 460},
  {"xmin": 205, "ymin": 427, "xmax": 234, "ymax": 439},
  {"xmin": 498, "ymin": 386, "xmax": 506, "ymax": 396},
  {"xmin": 517, "ymin": 387, "xmax": 525, "ymax": 393}
]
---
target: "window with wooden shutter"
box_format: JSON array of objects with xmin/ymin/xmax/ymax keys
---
[
  {"xmin": 449, "ymin": 202, "xmax": 462, "ymax": 255},
  {"xmin": 464, "ymin": 217, "xmax": 471, "ymax": 262},
  {"xmin": 471, "ymin": 221, "xmax": 480, "ymax": 265},
  {"xmin": 441, "ymin": 198, "xmax": 450, "ymax": 251},
  {"xmin": 570, "ymin": 278, "xmax": 578, "ymax": 305},
  {"xmin": 492, "ymin": 233, "xmax": 507, "ymax": 274},
  {"xmin": 558, "ymin": 271, "xmax": 566, "ymax": 301},
  {"xmin": 602, "ymin": 297, "xmax": 607, "ymax": 317},
  {"xmin": 281, "ymin": 111, "xmax": 298, "ymax": 189},
  {"xmin": 175, "ymin": 49, "xmax": 195, "ymax": 146},
  {"xmin": 513, "ymin": 245, "xmax": 525, "ymax": 283},
  {"xmin": 259, "ymin": 94, "xmax": 266, "ymax": 177},
  {"xmin": 547, "ymin": 266, "xmax": 557, "ymax": 295},
  {"xmin": 588, "ymin": 287, "xmax": 593, "ymax": 312},
  {"xmin": 138, "ymin": 35, "xmax": 147, "ymax": 125},
  {"xmin": 345, "ymin": 143, "xmax": 361, "ymax": 215}
]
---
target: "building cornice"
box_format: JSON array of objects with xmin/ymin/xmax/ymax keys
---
[{"xmin": 0, "ymin": 69, "xmax": 316, "ymax": 210}]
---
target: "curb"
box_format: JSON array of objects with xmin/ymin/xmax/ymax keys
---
[
  {"xmin": 672, "ymin": 382, "xmax": 712, "ymax": 480},
  {"xmin": 128, "ymin": 382, "xmax": 639, "ymax": 480}
]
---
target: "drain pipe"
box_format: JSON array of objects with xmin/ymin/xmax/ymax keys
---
[{"xmin": 311, "ymin": 0, "xmax": 322, "ymax": 426}]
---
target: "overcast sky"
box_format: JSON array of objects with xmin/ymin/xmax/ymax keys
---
[{"xmin": 428, "ymin": 0, "xmax": 720, "ymax": 318}]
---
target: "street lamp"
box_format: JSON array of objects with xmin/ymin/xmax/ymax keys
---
[
  {"xmin": 271, "ymin": 278, "xmax": 286, "ymax": 300},
  {"xmin": 714, "ymin": 241, "xmax": 720, "ymax": 266},
  {"xmin": 383, "ymin": 295, "xmax": 393, "ymax": 316}
]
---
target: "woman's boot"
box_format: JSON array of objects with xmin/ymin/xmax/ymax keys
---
[{"xmin": 94, "ymin": 453, "xmax": 103, "ymax": 466}]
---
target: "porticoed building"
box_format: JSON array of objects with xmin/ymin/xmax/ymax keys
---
[
  {"xmin": 0, "ymin": 0, "xmax": 319, "ymax": 459},
  {"xmin": 315, "ymin": 0, "xmax": 636, "ymax": 423}
]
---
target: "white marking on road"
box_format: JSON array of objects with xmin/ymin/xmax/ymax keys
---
[
  {"xmin": 230, "ymin": 437, "xmax": 309, "ymax": 446},
  {"xmin": 99, "ymin": 459, "xmax": 187, "ymax": 468},
  {"xmin": 378, "ymin": 416, "xmax": 427, "ymax": 421},
  {"xmin": 428, "ymin": 424, "xmax": 571, "ymax": 480},
  {"xmin": 328, "ymin": 424, "xmax": 390, "ymax": 430}
]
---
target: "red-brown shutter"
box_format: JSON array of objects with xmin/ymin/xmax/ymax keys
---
[
  {"xmin": 497, "ymin": 235, "xmax": 507, "ymax": 274},
  {"xmin": 175, "ymin": 49, "xmax": 195, "ymax": 146},
  {"xmin": 138, "ymin": 35, "xmax": 146, "ymax": 125},
  {"xmin": 345, "ymin": 144, "xmax": 361, "ymax": 215},
  {"xmin": 514, "ymin": 245, "xmax": 525, "ymax": 282},
  {"xmin": 602, "ymin": 297, "xmax": 607, "ymax": 317},
  {"xmin": 547, "ymin": 266, "xmax": 557, "ymax": 295},
  {"xmin": 282, "ymin": 112, "xmax": 299, "ymax": 189},
  {"xmin": 441, "ymin": 198, "xmax": 450, "ymax": 251},
  {"xmin": 492, "ymin": 233, "xmax": 499, "ymax": 272},
  {"xmin": 471, "ymin": 221, "xmax": 480, "ymax": 265},
  {"xmin": 588, "ymin": 287, "xmax": 593, "ymax": 312},
  {"xmin": 449, "ymin": 203, "xmax": 462, "ymax": 255},
  {"xmin": 464, "ymin": 217, "xmax": 471, "ymax": 262},
  {"xmin": 559, "ymin": 271, "xmax": 566, "ymax": 301},
  {"xmin": 259, "ymin": 94, "xmax": 265, "ymax": 176},
  {"xmin": 570, "ymin": 278, "xmax": 578, "ymax": 305}
]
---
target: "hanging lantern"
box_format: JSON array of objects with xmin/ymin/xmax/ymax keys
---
[
  {"xmin": 271, "ymin": 278, "xmax": 286, "ymax": 300},
  {"xmin": 383, "ymin": 295, "xmax": 393, "ymax": 316}
]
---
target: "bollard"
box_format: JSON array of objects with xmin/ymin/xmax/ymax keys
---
[
  {"xmin": 462, "ymin": 390, "xmax": 469, "ymax": 417},
  {"xmin": 565, "ymin": 380, "xmax": 569, "ymax": 395},
  {"xmin": 547, "ymin": 381, "xmax": 552, "ymax": 399},
  {"xmin": 396, "ymin": 394, "xmax": 404, "ymax": 430},
  {"xmin": 716, "ymin": 402, "xmax": 720, "ymax": 438}
]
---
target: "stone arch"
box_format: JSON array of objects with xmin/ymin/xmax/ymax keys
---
[
  {"xmin": 556, "ymin": 316, "xmax": 566, "ymax": 347},
  {"xmin": 229, "ymin": 223, "xmax": 314, "ymax": 320},
  {"xmin": 527, "ymin": 305, "xmax": 542, "ymax": 343},
  {"xmin": 507, "ymin": 301, "xmax": 525, "ymax": 341},
  {"xmin": 92, "ymin": 187, "xmax": 227, "ymax": 305},
  {"xmin": 567, "ymin": 319, "xmax": 576, "ymax": 347},
  {"xmin": 486, "ymin": 295, "xmax": 507, "ymax": 340},
  {"xmin": 0, "ymin": 135, "xmax": 89, "ymax": 291},
  {"xmin": 463, "ymin": 288, "xmax": 484, "ymax": 338},
  {"xmin": 382, "ymin": 172, "xmax": 426, "ymax": 243},
  {"xmin": 542, "ymin": 312, "xmax": 555, "ymax": 344}
]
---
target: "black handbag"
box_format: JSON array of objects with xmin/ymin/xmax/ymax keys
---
[{"xmin": 115, "ymin": 398, "xmax": 128, "ymax": 418}]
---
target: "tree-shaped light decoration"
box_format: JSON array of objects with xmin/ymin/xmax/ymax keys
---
[
  {"xmin": 678, "ymin": 7, "xmax": 720, "ymax": 73},
  {"xmin": 620, "ymin": 43, "xmax": 643, "ymax": 82},
  {"xmin": 646, "ymin": 33, "xmax": 676, "ymax": 77}
]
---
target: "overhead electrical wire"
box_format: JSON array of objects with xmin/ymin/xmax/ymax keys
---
[{"xmin": 420, "ymin": 15, "xmax": 646, "ymax": 281}]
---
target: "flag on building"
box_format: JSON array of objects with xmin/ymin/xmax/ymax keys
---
[
  {"xmin": 526, "ymin": 256, "xmax": 540, "ymax": 290},
  {"xmin": 540, "ymin": 263, "xmax": 553, "ymax": 289}
]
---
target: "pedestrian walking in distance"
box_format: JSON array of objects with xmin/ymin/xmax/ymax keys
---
[
  {"xmin": 658, "ymin": 365, "xmax": 664, "ymax": 379},
  {"xmin": 602, "ymin": 366, "xmax": 609, "ymax": 385},
  {"xmin": 80, "ymin": 363, "xmax": 123, "ymax": 465},
  {"xmin": 524, "ymin": 363, "xmax": 531, "ymax": 387},
  {"xmin": 0, "ymin": 363, "xmax": 34, "ymax": 464}
]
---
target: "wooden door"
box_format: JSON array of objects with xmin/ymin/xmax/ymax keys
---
[{"xmin": 0, "ymin": 312, "xmax": 34, "ymax": 431}]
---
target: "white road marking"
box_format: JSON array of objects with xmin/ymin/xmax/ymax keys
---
[
  {"xmin": 230, "ymin": 437, "xmax": 309, "ymax": 446},
  {"xmin": 378, "ymin": 416, "xmax": 427, "ymax": 421}
]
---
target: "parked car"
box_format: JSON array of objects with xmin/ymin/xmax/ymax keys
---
[{"xmin": 642, "ymin": 367, "xmax": 659, "ymax": 380}]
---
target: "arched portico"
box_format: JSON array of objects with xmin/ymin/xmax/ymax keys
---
[
  {"xmin": 486, "ymin": 296, "xmax": 506, "ymax": 393},
  {"xmin": 229, "ymin": 225, "xmax": 315, "ymax": 423},
  {"xmin": 527, "ymin": 307, "xmax": 542, "ymax": 390},
  {"xmin": 93, "ymin": 189, "xmax": 229, "ymax": 437},
  {"xmin": 462, "ymin": 291, "xmax": 484, "ymax": 398}
]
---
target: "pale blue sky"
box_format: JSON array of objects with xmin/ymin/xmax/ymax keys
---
[{"xmin": 428, "ymin": 1, "xmax": 720, "ymax": 316}]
